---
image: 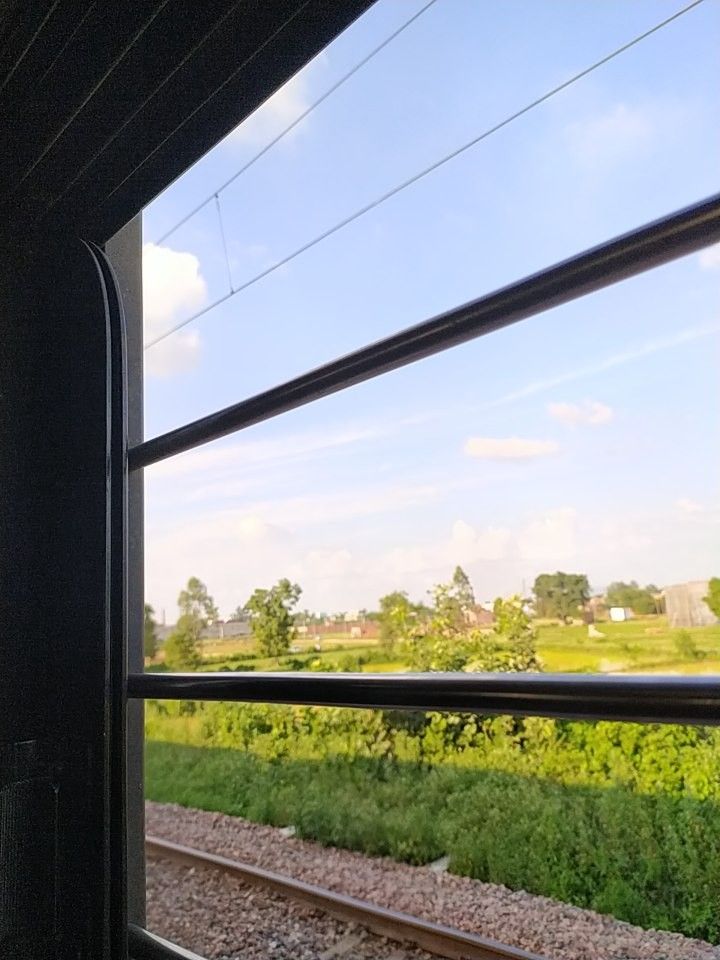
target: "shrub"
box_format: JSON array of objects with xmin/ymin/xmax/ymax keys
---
[
  {"xmin": 163, "ymin": 615, "xmax": 201, "ymax": 669},
  {"xmin": 674, "ymin": 630, "xmax": 703, "ymax": 661}
]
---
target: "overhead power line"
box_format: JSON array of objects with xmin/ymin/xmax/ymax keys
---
[
  {"xmin": 154, "ymin": 0, "xmax": 441, "ymax": 246},
  {"xmin": 145, "ymin": 0, "xmax": 705, "ymax": 351}
]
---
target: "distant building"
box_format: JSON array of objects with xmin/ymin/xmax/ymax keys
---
[
  {"xmin": 206, "ymin": 618, "xmax": 251, "ymax": 639},
  {"xmin": 586, "ymin": 596, "xmax": 608, "ymax": 622},
  {"xmin": 156, "ymin": 623, "xmax": 174, "ymax": 643},
  {"xmin": 609, "ymin": 607, "xmax": 633, "ymax": 622},
  {"xmin": 156, "ymin": 617, "xmax": 251, "ymax": 642},
  {"xmin": 298, "ymin": 619, "xmax": 380, "ymax": 639},
  {"xmin": 465, "ymin": 605, "xmax": 495, "ymax": 627},
  {"xmin": 665, "ymin": 581, "xmax": 717, "ymax": 628}
]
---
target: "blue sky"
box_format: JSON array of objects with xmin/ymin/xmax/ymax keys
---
[{"xmin": 141, "ymin": 0, "xmax": 719, "ymax": 621}]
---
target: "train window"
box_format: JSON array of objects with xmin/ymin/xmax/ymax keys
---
[{"xmin": 113, "ymin": 1, "xmax": 720, "ymax": 957}]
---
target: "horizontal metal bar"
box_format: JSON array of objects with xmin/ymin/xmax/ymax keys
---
[
  {"xmin": 128, "ymin": 671, "xmax": 720, "ymax": 725},
  {"xmin": 129, "ymin": 192, "xmax": 720, "ymax": 469},
  {"xmin": 146, "ymin": 836, "xmax": 544, "ymax": 960},
  {"xmin": 128, "ymin": 923, "xmax": 206, "ymax": 960}
]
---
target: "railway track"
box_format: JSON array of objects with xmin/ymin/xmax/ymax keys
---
[{"xmin": 145, "ymin": 836, "xmax": 548, "ymax": 960}]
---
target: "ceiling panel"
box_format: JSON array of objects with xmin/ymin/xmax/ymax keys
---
[{"xmin": 0, "ymin": 0, "xmax": 375, "ymax": 242}]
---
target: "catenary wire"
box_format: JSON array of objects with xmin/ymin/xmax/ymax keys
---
[
  {"xmin": 154, "ymin": 0, "xmax": 441, "ymax": 245},
  {"xmin": 214, "ymin": 194, "xmax": 234, "ymax": 294},
  {"xmin": 145, "ymin": 0, "xmax": 705, "ymax": 350}
]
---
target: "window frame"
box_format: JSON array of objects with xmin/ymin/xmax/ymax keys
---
[{"xmin": 122, "ymin": 195, "xmax": 720, "ymax": 958}]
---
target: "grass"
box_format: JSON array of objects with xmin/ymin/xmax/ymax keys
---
[
  {"xmin": 145, "ymin": 614, "xmax": 720, "ymax": 942},
  {"xmin": 536, "ymin": 618, "xmax": 720, "ymax": 674},
  {"xmin": 197, "ymin": 632, "xmax": 370, "ymax": 661},
  {"xmin": 146, "ymin": 739, "xmax": 720, "ymax": 942}
]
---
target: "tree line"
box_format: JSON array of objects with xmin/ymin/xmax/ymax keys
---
[
  {"xmin": 144, "ymin": 569, "xmax": 720, "ymax": 667},
  {"xmin": 147, "ymin": 566, "xmax": 538, "ymax": 672},
  {"xmin": 144, "ymin": 576, "xmax": 303, "ymax": 668}
]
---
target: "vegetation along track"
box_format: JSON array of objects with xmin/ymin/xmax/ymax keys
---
[{"xmin": 146, "ymin": 836, "xmax": 546, "ymax": 960}]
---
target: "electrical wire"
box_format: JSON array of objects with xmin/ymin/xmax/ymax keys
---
[
  {"xmin": 154, "ymin": 0, "xmax": 441, "ymax": 245},
  {"xmin": 215, "ymin": 194, "xmax": 234, "ymax": 294},
  {"xmin": 145, "ymin": 0, "xmax": 705, "ymax": 351}
]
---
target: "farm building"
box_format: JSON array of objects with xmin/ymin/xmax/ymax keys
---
[
  {"xmin": 665, "ymin": 581, "xmax": 718, "ymax": 628},
  {"xmin": 157, "ymin": 618, "xmax": 251, "ymax": 643},
  {"xmin": 298, "ymin": 619, "xmax": 381, "ymax": 639},
  {"xmin": 466, "ymin": 605, "xmax": 496, "ymax": 627}
]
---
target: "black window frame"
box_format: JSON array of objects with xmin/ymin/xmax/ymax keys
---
[{"xmin": 123, "ymin": 193, "xmax": 720, "ymax": 960}]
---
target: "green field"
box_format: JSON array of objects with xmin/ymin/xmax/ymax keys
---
[
  {"xmin": 198, "ymin": 630, "xmax": 365, "ymax": 661},
  {"xmin": 160, "ymin": 616, "xmax": 720, "ymax": 676},
  {"xmin": 535, "ymin": 618, "xmax": 720, "ymax": 674}
]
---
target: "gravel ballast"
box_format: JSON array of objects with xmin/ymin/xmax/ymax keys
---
[
  {"xmin": 146, "ymin": 801, "xmax": 720, "ymax": 960},
  {"xmin": 147, "ymin": 856, "xmax": 434, "ymax": 960}
]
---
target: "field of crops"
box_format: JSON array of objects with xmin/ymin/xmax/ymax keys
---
[{"xmin": 158, "ymin": 616, "xmax": 720, "ymax": 676}]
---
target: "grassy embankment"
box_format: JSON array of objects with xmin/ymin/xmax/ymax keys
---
[{"xmin": 146, "ymin": 617, "xmax": 720, "ymax": 941}]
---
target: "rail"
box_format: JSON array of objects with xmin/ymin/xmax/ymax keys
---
[
  {"xmin": 128, "ymin": 671, "xmax": 720, "ymax": 726},
  {"xmin": 140, "ymin": 835, "xmax": 546, "ymax": 960},
  {"xmin": 129, "ymin": 192, "xmax": 720, "ymax": 469}
]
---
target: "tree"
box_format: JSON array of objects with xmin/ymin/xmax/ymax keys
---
[
  {"xmin": 377, "ymin": 591, "xmax": 421, "ymax": 653},
  {"xmin": 428, "ymin": 566, "xmax": 477, "ymax": 632},
  {"xmin": 178, "ymin": 576, "xmax": 218, "ymax": 624},
  {"xmin": 704, "ymin": 578, "xmax": 720, "ymax": 619},
  {"xmin": 163, "ymin": 577, "xmax": 218, "ymax": 667},
  {"xmin": 403, "ymin": 589, "xmax": 539, "ymax": 674},
  {"xmin": 486, "ymin": 596, "xmax": 541, "ymax": 672},
  {"xmin": 533, "ymin": 572, "xmax": 590, "ymax": 622},
  {"xmin": 143, "ymin": 603, "xmax": 158, "ymax": 660},
  {"xmin": 177, "ymin": 576, "xmax": 218, "ymax": 656},
  {"xmin": 244, "ymin": 579, "xmax": 302, "ymax": 659},
  {"xmin": 606, "ymin": 581, "xmax": 658, "ymax": 615},
  {"xmin": 164, "ymin": 613, "xmax": 202, "ymax": 669},
  {"xmin": 452, "ymin": 565, "xmax": 475, "ymax": 614}
]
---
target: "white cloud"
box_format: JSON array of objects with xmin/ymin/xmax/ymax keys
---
[
  {"xmin": 145, "ymin": 329, "xmax": 201, "ymax": 379},
  {"xmin": 242, "ymin": 483, "xmax": 440, "ymax": 529},
  {"xmin": 566, "ymin": 103, "xmax": 652, "ymax": 167},
  {"xmin": 492, "ymin": 323, "xmax": 720, "ymax": 408},
  {"xmin": 380, "ymin": 509, "xmax": 578, "ymax": 580},
  {"xmin": 146, "ymin": 488, "xmax": 720, "ymax": 617},
  {"xmin": 147, "ymin": 479, "xmax": 441, "ymax": 603},
  {"xmin": 142, "ymin": 243, "xmax": 208, "ymax": 377},
  {"xmin": 145, "ymin": 419, "xmax": 435, "ymax": 513},
  {"xmin": 676, "ymin": 498, "xmax": 703, "ymax": 514},
  {"xmin": 233, "ymin": 514, "xmax": 276, "ymax": 541},
  {"xmin": 595, "ymin": 519, "xmax": 653, "ymax": 556},
  {"xmin": 698, "ymin": 244, "xmax": 720, "ymax": 270},
  {"xmin": 291, "ymin": 549, "xmax": 354, "ymax": 582},
  {"xmin": 450, "ymin": 520, "xmax": 514, "ymax": 562},
  {"xmin": 517, "ymin": 508, "xmax": 577, "ymax": 561},
  {"xmin": 463, "ymin": 437, "xmax": 559, "ymax": 460},
  {"xmin": 147, "ymin": 424, "xmax": 388, "ymax": 482},
  {"xmin": 231, "ymin": 71, "xmax": 312, "ymax": 147},
  {"xmin": 547, "ymin": 400, "xmax": 613, "ymax": 426},
  {"xmin": 379, "ymin": 523, "xmax": 513, "ymax": 582}
]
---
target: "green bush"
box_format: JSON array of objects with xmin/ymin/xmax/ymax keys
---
[
  {"xmin": 674, "ymin": 630, "xmax": 704, "ymax": 661},
  {"xmin": 145, "ymin": 701, "xmax": 720, "ymax": 942}
]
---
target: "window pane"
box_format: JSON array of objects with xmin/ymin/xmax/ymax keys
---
[{"xmin": 141, "ymin": 0, "xmax": 720, "ymax": 436}]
